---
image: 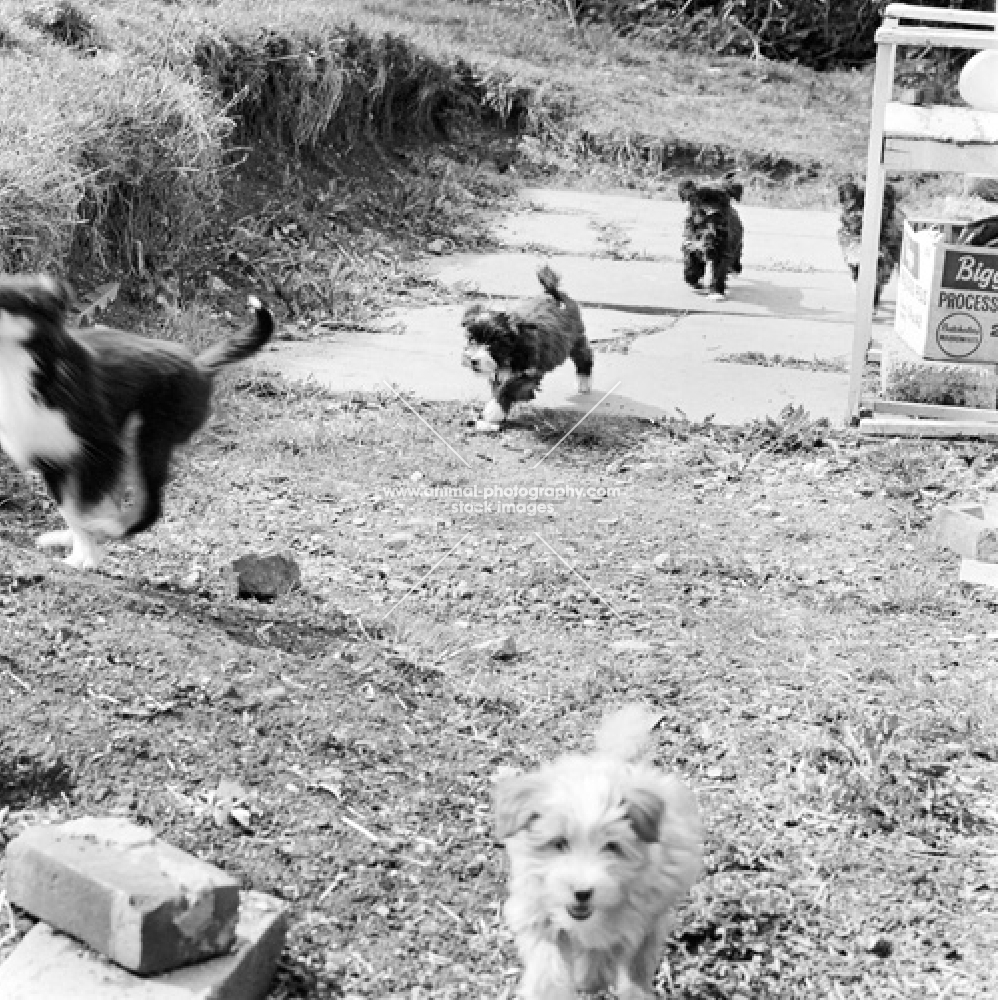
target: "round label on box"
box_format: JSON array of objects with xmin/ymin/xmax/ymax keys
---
[{"xmin": 936, "ymin": 313, "xmax": 983, "ymax": 358}]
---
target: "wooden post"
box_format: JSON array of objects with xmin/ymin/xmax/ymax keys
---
[{"xmin": 845, "ymin": 33, "xmax": 897, "ymax": 424}]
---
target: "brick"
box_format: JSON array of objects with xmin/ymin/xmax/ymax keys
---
[
  {"xmin": 5, "ymin": 818, "xmax": 239, "ymax": 975},
  {"xmin": 933, "ymin": 503, "xmax": 998, "ymax": 559},
  {"xmin": 0, "ymin": 891, "xmax": 287, "ymax": 1000}
]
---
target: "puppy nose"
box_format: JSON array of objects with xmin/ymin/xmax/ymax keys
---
[{"xmin": 573, "ymin": 888, "xmax": 593, "ymax": 904}]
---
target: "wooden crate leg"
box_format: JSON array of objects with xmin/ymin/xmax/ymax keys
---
[{"xmin": 845, "ymin": 39, "xmax": 897, "ymax": 425}]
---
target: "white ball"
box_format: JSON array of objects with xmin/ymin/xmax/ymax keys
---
[{"xmin": 959, "ymin": 50, "xmax": 998, "ymax": 113}]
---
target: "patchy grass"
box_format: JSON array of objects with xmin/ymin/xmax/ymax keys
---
[
  {"xmin": 716, "ymin": 351, "xmax": 849, "ymax": 374},
  {"xmin": 1, "ymin": 374, "xmax": 997, "ymax": 997}
]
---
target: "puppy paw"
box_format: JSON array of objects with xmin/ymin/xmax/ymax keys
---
[
  {"xmin": 482, "ymin": 399, "xmax": 506, "ymax": 425},
  {"xmin": 64, "ymin": 551, "xmax": 98, "ymax": 571},
  {"xmin": 707, "ymin": 291, "xmax": 726, "ymax": 302},
  {"xmin": 36, "ymin": 529, "xmax": 74, "ymax": 550},
  {"xmin": 476, "ymin": 420, "xmax": 503, "ymax": 433},
  {"xmin": 577, "ymin": 375, "xmax": 593, "ymax": 394}
]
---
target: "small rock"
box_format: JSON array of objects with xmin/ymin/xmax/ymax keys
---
[
  {"xmin": 232, "ymin": 551, "xmax": 301, "ymax": 600},
  {"xmin": 215, "ymin": 779, "xmax": 247, "ymax": 804},
  {"xmin": 427, "ymin": 238, "xmax": 451, "ymax": 255},
  {"xmin": 385, "ymin": 532, "xmax": 412, "ymax": 550},
  {"xmin": 261, "ymin": 685, "xmax": 289, "ymax": 704},
  {"xmin": 208, "ymin": 276, "xmax": 230, "ymax": 294},
  {"xmin": 653, "ymin": 552, "xmax": 678, "ymax": 573},
  {"xmin": 611, "ymin": 639, "xmax": 653, "ymax": 653},
  {"xmin": 868, "ymin": 936, "xmax": 893, "ymax": 959},
  {"xmin": 492, "ymin": 636, "xmax": 517, "ymax": 660}
]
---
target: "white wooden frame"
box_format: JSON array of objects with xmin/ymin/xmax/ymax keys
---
[{"xmin": 845, "ymin": 3, "xmax": 998, "ymax": 427}]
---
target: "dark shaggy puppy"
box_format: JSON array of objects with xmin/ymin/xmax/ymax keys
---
[
  {"xmin": 461, "ymin": 265, "xmax": 593, "ymax": 429},
  {"xmin": 0, "ymin": 275, "xmax": 273, "ymax": 569},
  {"xmin": 679, "ymin": 177, "xmax": 744, "ymax": 299},
  {"xmin": 837, "ymin": 180, "xmax": 904, "ymax": 310}
]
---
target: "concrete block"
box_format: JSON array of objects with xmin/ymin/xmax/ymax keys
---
[
  {"xmin": 0, "ymin": 891, "xmax": 287, "ymax": 1000},
  {"xmin": 960, "ymin": 558, "xmax": 998, "ymax": 588},
  {"xmin": 5, "ymin": 818, "xmax": 239, "ymax": 975},
  {"xmin": 933, "ymin": 502, "xmax": 998, "ymax": 560}
]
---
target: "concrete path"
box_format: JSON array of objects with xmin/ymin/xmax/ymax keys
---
[{"xmin": 266, "ymin": 186, "xmax": 896, "ymax": 425}]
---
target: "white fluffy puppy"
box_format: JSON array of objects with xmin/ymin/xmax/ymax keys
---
[{"xmin": 494, "ymin": 706, "xmax": 703, "ymax": 1000}]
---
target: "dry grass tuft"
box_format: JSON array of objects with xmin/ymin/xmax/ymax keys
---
[{"xmin": 0, "ymin": 48, "xmax": 228, "ymax": 274}]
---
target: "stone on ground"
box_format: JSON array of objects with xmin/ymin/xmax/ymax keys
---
[
  {"xmin": 0, "ymin": 891, "xmax": 287, "ymax": 1000},
  {"xmin": 5, "ymin": 817, "xmax": 239, "ymax": 975},
  {"xmin": 232, "ymin": 551, "xmax": 301, "ymax": 599}
]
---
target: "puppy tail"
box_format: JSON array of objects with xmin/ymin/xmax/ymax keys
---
[
  {"xmin": 536, "ymin": 264, "xmax": 564, "ymax": 300},
  {"xmin": 536, "ymin": 265, "xmax": 582, "ymax": 324},
  {"xmin": 195, "ymin": 296, "xmax": 274, "ymax": 375},
  {"xmin": 594, "ymin": 704, "xmax": 663, "ymax": 762}
]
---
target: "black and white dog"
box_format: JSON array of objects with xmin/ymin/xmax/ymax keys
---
[
  {"xmin": 0, "ymin": 275, "xmax": 273, "ymax": 569},
  {"xmin": 461, "ymin": 265, "xmax": 593, "ymax": 430},
  {"xmin": 679, "ymin": 177, "xmax": 744, "ymax": 300}
]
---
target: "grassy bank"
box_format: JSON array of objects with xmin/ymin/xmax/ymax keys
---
[
  {"xmin": 0, "ymin": 0, "xmax": 527, "ymax": 279},
  {"xmin": 199, "ymin": 0, "xmax": 875, "ymax": 193},
  {"xmin": 0, "ymin": 0, "xmax": 875, "ymax": 284}
]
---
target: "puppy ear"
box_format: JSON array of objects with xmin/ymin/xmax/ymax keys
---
[
  {"xmin": 724, "ymin": 180, "xmax": 744, "ymax": 202},
  {"xmin": 36, "ymin": 275, "xmax": 74, "ymax": 319},
  {"xmin": 623, "ymin": 785, "xmax": 664, "ymax": 843},
  {"xmin": 462, "ymin": 304, "xmax": 484, "ymax": 328},
  {"xmin": 678, "ymin": 179, "xmax": 696, "ymax": 202},
  {"xmin": 494, "ymin": 773, "xmax": 543, "ymax": 840}
]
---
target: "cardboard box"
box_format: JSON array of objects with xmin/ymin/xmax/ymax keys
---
[{"xmin": 895, "ymin": 217, "xmax": 998, "ymax": 364}]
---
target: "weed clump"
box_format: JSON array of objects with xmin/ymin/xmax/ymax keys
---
[
  {"xmin": 22, "ymin": 0, "xmax": 98, "ymax": 49},
  {"xmin": 0, "ymin": 50, "xmax": 228, "ymax": 274},
  {"xmin": 193, "ymin": 25, "xmax": 524, "ymax": 154}
]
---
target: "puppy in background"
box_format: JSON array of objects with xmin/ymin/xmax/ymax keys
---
[
  {"xmin": 679, "ymin": 176, "xmax": 744, "ymax": 300},
  {"xmin": 837, "ymin": 179, "xmax": 904, "ymax": 310},
  {"xmin": 461, "ymin": 264, "xmax": 593, "ymax": 431},
  {"xmin": 0, "ymin": 275, "xmax": 273, "ymax": 569},
  {"xmin": 494, "ymin": 705, "xmax": 703, "ymax": 1000}
]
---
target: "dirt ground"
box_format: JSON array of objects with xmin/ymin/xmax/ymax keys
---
[
  {"xmin": 1, "ymin": 138, "xmax": 998, "ymax": 999},
  {"xmin": 2, "ymin": 369, "xmax": 998, "ymax": 998}
]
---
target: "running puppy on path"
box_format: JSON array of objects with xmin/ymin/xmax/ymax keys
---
[
  {"xmin": 461, "ymin": 265, "xmax": 593, "ymax": 431},
  {"xmin": 679, "ymin": 176, "xmax": 744, "ymax": 300},
  {"xmin": 0, "ymin": 275, "xmax": 273, "ymax": 569}
]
